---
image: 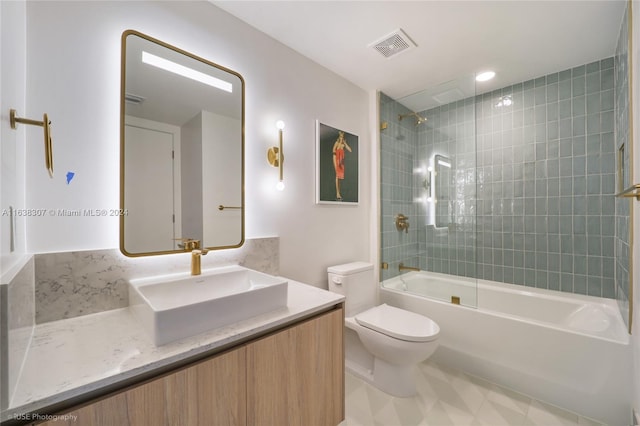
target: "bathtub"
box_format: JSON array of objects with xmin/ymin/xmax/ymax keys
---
[{"xmin": 380, "ymin": 271, "xmax": 631, "ymax": 426}]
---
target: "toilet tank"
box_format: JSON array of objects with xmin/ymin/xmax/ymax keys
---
[{"xmin": 327, "ymin": 262, "xmax": 375, "ymax": 317}]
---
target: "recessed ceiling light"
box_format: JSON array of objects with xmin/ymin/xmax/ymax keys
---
[{"xmin": 476, "ymin": 71, "xmax": 496, "ymax": 82}]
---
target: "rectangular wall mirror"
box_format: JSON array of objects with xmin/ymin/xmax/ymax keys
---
[{"xmin": 120, "ymin": 30, "xmax": 244, "ymax": 256}]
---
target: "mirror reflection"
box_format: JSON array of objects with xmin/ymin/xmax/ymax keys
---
[
  {"xmin": 120, "ymin": 30, "xmax": 244, "ymax": 256},
  {"xmin": 434, "ymin": 154, "xmax": 453, "ymax": 228}
]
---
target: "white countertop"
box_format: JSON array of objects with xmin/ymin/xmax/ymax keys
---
[{"xmin": 3, "ymin": 279, "xmax": 343, "ymax": 421}]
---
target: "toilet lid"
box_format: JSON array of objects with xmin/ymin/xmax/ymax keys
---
[{"xmin": 355, "ymin": 304, "xmax": 440, "ymax": 342}]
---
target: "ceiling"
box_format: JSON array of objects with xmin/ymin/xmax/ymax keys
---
[{"xmin": 212, "ymin": 0, "xmax": 627, "ymax": 111}]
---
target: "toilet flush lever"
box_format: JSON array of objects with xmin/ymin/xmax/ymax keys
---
[{"xmin": 332, "ymin": 277, "xmax": 342, "ymax": 285}]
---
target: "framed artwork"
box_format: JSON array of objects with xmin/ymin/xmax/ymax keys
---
[{"xmin": 316, "ymin": 120, "xmax": 359, "ymax": 205}]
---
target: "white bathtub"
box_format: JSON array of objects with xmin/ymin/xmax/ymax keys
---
[{"xmin": 381, "ymin": 271, "xmax": 631, "ymax": 426}]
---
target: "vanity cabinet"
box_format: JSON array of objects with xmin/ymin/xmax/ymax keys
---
[
  {"xmin": 247, "ymin": 306, "xmax": 344, "ymax": 425},
  {"xmin": 37, "ymin": 307, "xmax": 343, "ymax": 426},
  {"xmin": 37, "ymin": 346, "xmax": 246, "ymax": 426}
]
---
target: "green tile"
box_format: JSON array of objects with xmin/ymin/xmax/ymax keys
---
[
  {"xmin": 559, "ymin": 79, "xmax": 572, "ymax": 100},
  {"xmin": 547, "ymin": 103, "xmax": 559, "ymax": 121},
  {"xmin": 600, "ymin": 57, "xmax": 614, "ymax": 70},
  {"xmin": 572, "ymin": 95, "xmax": 586, "ymax": 116},
  {"xmin": 572, "ymin": 76, "xmax": 586, "ymax": 96},
  {"xmin": 558, "ymin": 100, "xmax": 572, "ymax": 120},
  {"xmin": 572, "ymin": 116, "xmax": 585, "ymax": 136},
  {"xmin": 588, "ymin": 236, "xmax": 602, "ymax": 255},
  {"xmin": 601, "ymin": 68, "xmax": 614, "ymax": 90},
  {"xmin": 586, "ymin": 93, "xmax": 601, "ymax": 115},
  {"xmin": 585, "ymin": 60, "xmax": 600, "ymax": 74},
  {"xmin": 574, "ymin": 276, "xmax": 588, "ymax": 294},
  {"xmin": 601, "ymin": 111, "xmax": 614, "ymax": 132},
  {"xmin": 587, "ymin": 257, "xmax": 602, "ymax": 276},
  {"xmin": 574, "ymin": 255, "xmax": 587, "ymax": 272},
  {"xmin": 586, "ymin": 113, "xmax": 601, "ymax": 135},
  {"xmin": 572, "ymin": 64, "xmax": 586, "ymax": 77},
  {"xmin": 586, "ymin": 72, "xmax": 601, "ymax": 94}
]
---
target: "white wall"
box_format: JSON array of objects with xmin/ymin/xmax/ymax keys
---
[
  {"xmin": 1, "ymin": 0, "xmax": 27, "ymax": 281},
  {"xmin": 24, "ymin": 1, "xmax": 370, "ymax": 287}
]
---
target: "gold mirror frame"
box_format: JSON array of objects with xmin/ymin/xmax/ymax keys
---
[{"xmin": 119, "ymin": 30, "xmax": 245, "ymax": 257}]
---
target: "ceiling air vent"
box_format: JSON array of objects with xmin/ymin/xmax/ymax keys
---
[
  {"xmin": 125, "ymin": 93, "xmax": 146, "ymax": 105},
  {"xmin": 369, "ymin": 28, "xmax": 416, "ymax": 59},
  {"xmin": 432, "ymin": 88, "xmax": 466, "ymax": 105}
]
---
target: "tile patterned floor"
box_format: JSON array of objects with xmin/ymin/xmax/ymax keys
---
[{"xmin": 341, "ymin": 360, "xmax": 605, "ymax": 426}]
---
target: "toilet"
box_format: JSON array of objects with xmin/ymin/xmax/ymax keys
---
[{"xmin": 328, "ymin": 261, "xmax": 440, "ymax": 397}]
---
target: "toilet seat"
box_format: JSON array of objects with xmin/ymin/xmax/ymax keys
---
[{"xmin": 355, "ymin": 304, "xmax": 440, "ymax": 342}]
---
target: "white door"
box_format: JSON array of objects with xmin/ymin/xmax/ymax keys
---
[
  {"xmin": 124, "ymin": 124, "xmax": 175, "ymax": 253},
  {"xmin": 201, "ymin": 111, "xmax": 242, "ymax": 247}
]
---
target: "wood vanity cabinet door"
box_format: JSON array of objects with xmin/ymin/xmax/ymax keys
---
[
  {"xmin": 162, "ymin": 347, "xmax": 246, "ymax": 425},
  {"xmin": 38, "ymin": 347, "xmax": 246, "ymax": 426},
  {"xmin": 246, "ymin": 308, "xmax": 344, "ymax": 426}
]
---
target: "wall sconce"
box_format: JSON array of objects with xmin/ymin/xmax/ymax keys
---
[
  {"xmin": 10, "ymin": 109, "xmax": 54, "ymax": 177},
  {"xmin": 267, "ymin": 120, "xmax": 285, "ymax": 190}
]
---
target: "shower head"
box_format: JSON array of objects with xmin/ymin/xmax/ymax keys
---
[{"xmin": 398, "ymin": 111, "xmax": 427, "ymax": 126}]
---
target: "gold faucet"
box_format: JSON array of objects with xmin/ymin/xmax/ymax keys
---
[
  {"xmin": 191, "ymin": 249, "xmax": 209, "ymax": 275},
  {"xmin": 399, "ymin": 262, "xmax": 420, "ymax": 272}
]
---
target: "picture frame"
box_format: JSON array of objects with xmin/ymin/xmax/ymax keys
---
[{"xmin": 315, "ymin": 120, "xmax": 359, "ymax": 205}]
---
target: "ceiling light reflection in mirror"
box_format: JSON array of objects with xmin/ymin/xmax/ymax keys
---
[{"xmin": 141, "ymin": 51, "xmax": 233, "ymax": 93}]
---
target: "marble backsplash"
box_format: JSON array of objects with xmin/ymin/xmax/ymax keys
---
[{"xmin": 35, "ymin": 237, "xmax": 279, "ymax": 324}]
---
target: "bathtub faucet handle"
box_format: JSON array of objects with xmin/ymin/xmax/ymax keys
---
[{"xmin": 395, "ymin": 213, "xmax": 409, "ymax": 233}]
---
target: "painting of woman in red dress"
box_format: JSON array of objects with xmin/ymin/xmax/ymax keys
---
[
  {"xmin": 332, "ymin": 131, "xmax": 352, "ymax": 201},
  {"xmin": 317, "ymin": 121, "xmax": 358, "ymax": 204}
]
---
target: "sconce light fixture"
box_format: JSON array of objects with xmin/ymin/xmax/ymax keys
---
[
  {"xmin": 267, "ymin": 120, "xmax": 285, "ymax": 190},
  {"xmin": 10, "ymin": 109, "xmax": 54, "ymax": 178}
]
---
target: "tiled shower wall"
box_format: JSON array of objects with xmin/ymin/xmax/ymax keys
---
[
  {"xmin": 381, "ymin": 57, "xmax": 619, "ymax": 298},
  {"xmin": 420, "ymin": 95, "xmax": 478, "ymax": 281},
  {"xmin": 473, "ymin": 58, "xmax": 614, "ymax": 297},
  {"xmin": 380, "ymin": 93, "xmax": 422, "ymax": 281}
]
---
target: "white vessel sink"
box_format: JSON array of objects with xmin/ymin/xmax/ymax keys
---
[{"xmin": 129, "ymin": 265, "xmax": 288, "ymax": 345}]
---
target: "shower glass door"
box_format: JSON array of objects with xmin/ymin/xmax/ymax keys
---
[{"xmin": 379, "ymin": 74, "xmax": 478, "ymax": 307}]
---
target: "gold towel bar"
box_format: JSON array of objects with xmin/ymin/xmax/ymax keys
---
[
  {"xmin": 615, "ymin": 184, "xmax": 640, "ymax": 200},
  {"xmin": 218, "ymin": 205, "xmax": 242, "ymax": 211},
  {"xmin": 10, "ymin": 109, "xmax": 54, "ymax": 177}
]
